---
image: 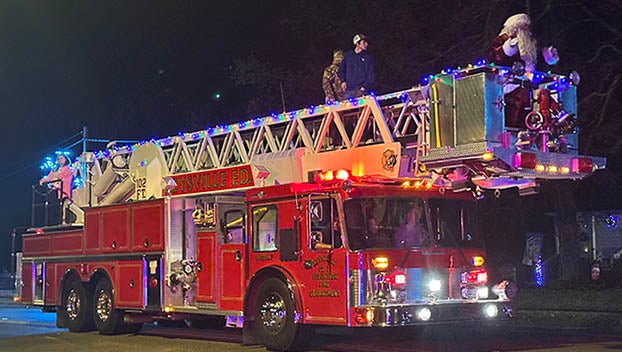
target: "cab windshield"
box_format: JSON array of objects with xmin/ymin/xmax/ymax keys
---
[{"xmin": 343, "ymin": 197, "xmax": 481, "ymax": 250}]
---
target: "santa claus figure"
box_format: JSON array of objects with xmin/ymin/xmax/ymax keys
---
[
  {"xmin": 487, "ymin": 13, "xmax": 559, "ymax": 128},
  {"xmin": 488, "ymin": 13, "xmax": 535, "ymax": 128}
]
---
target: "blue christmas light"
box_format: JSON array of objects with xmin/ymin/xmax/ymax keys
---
[
  {"xmin": 39, "ymin": 156, "xmax": 56, "ymax": 171},
  {"xmin": 72, "ymin": 175, "xmax": 84, "ymax": 189},
  {"xmin": 534, "ymin": 255, "xmax": 544, "ymax": 287},
  {"xmin": 605, "ymin": 215, "xmax": 618, "ymax": 229},
  {"xmin": 532, "ymin": 72, "xmax": 545, "ymax": 84}
]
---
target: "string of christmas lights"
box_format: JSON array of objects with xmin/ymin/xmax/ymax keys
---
[{"xmin": 90, "ymin": 60, "xmax": 576, "ymax": 161}]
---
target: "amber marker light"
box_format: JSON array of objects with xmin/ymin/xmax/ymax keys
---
[
  {"xmin": 535, "ymin": 164, "xmax": 545, "ymax": 172},
  {"xmin": 547, "ymin": 165, "xmax": 558, "ymax": 173},
  {"xmin": 335, "ymin": 169, "xmax": 350, "ymax": 180},
  {"xmin": 482, "ymin": 151, "xmax": 494, "ymax": 161},
  {"xmin": 372, "ymin": 257, "xmax": 389, "ymax": 270},
  {"xmin": 472, "ymin": 256, "xmax": 485, "ymax": 266}
]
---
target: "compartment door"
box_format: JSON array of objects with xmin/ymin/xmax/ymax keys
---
[{"xmin": 196, "ymin": 231, "xmax": 217, "ymax": 302}]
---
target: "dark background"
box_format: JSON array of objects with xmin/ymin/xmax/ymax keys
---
[{"xmin": 1, "ymin": 0, "xmax": 621, "ymax": 272}]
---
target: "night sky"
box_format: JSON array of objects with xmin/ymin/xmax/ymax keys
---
[
  {"xmin": 1, "ymin": 1, "xmax": 620, "ymax": 271},
  {"xmin": 0, "ymin": 1, "xmax": 290, "ymax": 269}
]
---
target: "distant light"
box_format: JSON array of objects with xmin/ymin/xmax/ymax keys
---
[{"xmin": 214, "ymin": 93, "xmax": 221, "ymax": 99}]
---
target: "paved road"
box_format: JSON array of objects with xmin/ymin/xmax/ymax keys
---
[
  {"xmin": 0, "ymin": 304, "xmax": 65, "ymax": 339},
  {"xmin": 1, "ymin": 304, "xmax": 622, "ymax": 351}
]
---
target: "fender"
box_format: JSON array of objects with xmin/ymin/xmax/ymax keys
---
[
  {"xmin": 89, "ymin": 267, "xmax": 113, "ymax": 286},
  {"xmin": 57, "ymin": 267, "xmax": 82, "ymax": 305}
]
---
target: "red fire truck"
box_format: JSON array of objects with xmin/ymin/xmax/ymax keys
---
[{"xmin": 18, "ymin": 64, "xmax": 604, "ymax": 351}]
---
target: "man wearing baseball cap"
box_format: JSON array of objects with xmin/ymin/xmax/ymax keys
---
[{"xmin": 338, "ymin": 33, "xmax": 374, "ymax": 98}]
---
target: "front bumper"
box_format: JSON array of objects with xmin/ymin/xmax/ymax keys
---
[{"xmin": 353, "ymin": 300, "xmax": 512, "ymax": 327}]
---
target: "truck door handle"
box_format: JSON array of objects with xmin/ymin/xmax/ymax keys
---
[{"xmin": 235, "ymin": 250, "xmax": 242, "ymax": 262}]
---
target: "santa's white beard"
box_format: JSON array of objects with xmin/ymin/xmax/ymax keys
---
[{"xmin": 516, "ymin": 29, "xmax": 537, "ymax": 67}]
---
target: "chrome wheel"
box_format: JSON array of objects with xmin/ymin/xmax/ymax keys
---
[
  {"xmin": 259, "ymin": 292, "xmax": 287, "ymax": 334},
  {"xmin": 95, "ymin": 289, "xmax": 112, "ymax": 323},
  {"xmin": 65, "ymin": 288, "xmax": 80, "ymax": 321}
]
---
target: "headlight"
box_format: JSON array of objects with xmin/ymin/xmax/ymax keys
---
[
  {"xmin": 417, "ymin": 307, "xmax": 432, "ymax": 321},
  {"xmin": 428, "ymin": 279, "xmax": 441, "ymax": 292},
  {"xmin": 484, "ymin": 304, "xmax": 498, "ymax": 318},
  {"xmin": 477, "ymin": 286, "xmax": 489, "ymax": 299}
]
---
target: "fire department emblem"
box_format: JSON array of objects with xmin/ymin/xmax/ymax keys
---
[
  {"xmin": 192, "ymin": 203, "xmax": 215, "ymax": 227},
  {"xmin": 382, "ymin": 149, "xmax": 397, "ymax": 171}
]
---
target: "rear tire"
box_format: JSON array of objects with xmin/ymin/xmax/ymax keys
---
[
  {"xmin": 251, "ymin": 278, "xmax": 313, "ymax": 351},
  {"xmin": 60, "ymin": 280, "xmax": 94, "ymax": 332},
  {"xmin": 93, "ymin": 279, "xmax": 125, "ymax": 335}
]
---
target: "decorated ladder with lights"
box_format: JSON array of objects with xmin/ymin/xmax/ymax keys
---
[{"xmin": 68, "ymin": 62, "xmax": 605, "ymax": 212}]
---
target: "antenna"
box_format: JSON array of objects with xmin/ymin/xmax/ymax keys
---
[{"xmin": 280, "ymin": 81, "xmax": 287, "ymax": 112}]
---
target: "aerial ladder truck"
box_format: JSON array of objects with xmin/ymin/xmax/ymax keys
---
[{"xmin": 18, "ymin": 63, "xmax": 604, "ymax": 351}]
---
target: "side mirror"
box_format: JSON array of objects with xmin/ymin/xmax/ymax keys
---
[{"xmin": 309, "ymin": 231, "xmax": 323, "ymax": 249}]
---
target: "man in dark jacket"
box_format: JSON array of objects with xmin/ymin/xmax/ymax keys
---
[{"xmin": 339, "ymin": 33, "xmax": 374, "ymax": 98}]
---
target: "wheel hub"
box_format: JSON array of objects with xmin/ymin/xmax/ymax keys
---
[
  {"xmin": 65, "ymin": 289, "xmax": 80, "ymax": 321},
  {"xmin": 259, "ymin": 292, "xmax": 287, "ymax": 334},
  {"xmin": 96, "ymin": 290, "xmax": 112, "ymax": 322}
]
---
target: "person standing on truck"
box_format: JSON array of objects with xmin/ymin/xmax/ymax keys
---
[
  {"xmin": 40, "ymin": 154, "xmax": 73, "ymax": 200},
  {"xmin": 322, "ymin": 49, "xmax": 345, "ymax": 104},
  {"xmin": 339, "ymin": 33, "xmax": 374, "ymax": 98}
]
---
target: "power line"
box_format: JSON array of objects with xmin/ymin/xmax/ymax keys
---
[{"xmin": 1, "ymin": 128, "xmax": 141, "ymax": 182}]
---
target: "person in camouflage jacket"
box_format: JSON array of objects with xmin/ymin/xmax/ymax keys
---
[{"xmin": 322, "ymin": 49, "xmax": 345, "ymax": 103}]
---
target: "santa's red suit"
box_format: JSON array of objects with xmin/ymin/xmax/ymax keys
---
[{"xmin": 487, "ymin": 13, "xmax": 537, "ymax": 128}]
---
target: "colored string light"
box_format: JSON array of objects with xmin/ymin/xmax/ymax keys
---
[
  {"xmin": 90, "ymin": 59, "xmax": 574, "ymax": 161},
  {"xmin": 534, "ymin": 255, "xmax": 544, "ymax": 287}
]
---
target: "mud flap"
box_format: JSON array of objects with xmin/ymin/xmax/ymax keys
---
[
  {"xmin": 56, "ymin": 305, "xmax": 66, "ymax": 328},
  {"xmin": 242, "ymin": 319, "xmax": 260, "ymax": 345}
]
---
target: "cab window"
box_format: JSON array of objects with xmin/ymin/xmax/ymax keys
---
[
  {"xmin": 223, "ymin": 209, "xmax": 245, "ymax": 244},
  {"xmin": 308, "ymin": 197, "xmax": 342, "ymax": 250},
  {"xmin": 252, "ymin": 205, "xmax": 277, "ymax": 251}
]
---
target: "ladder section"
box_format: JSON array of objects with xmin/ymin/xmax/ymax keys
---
[
  {"xmin": 96, "ymin": 89, "xmax": 428, "ymax": 175},
  {"xmin": 74, "ymin": 89, "xmax": 430, "ymax": 207}
]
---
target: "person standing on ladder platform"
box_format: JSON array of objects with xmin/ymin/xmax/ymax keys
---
[
  {"xmin": 339, "ymin": 33, "xmax": 374, "ymax": 99},
  {"xmin": 322, "ymin": 49, "xmax": 345, "ymax": 104}
]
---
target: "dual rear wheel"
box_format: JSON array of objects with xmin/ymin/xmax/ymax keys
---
[{"xmin": 59, "ymin": 278, "xmax": 141, "ymax": 335}]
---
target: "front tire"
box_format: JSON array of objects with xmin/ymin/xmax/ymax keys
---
[
  {"xmin": 252, "ymin": 278, "xmax": 312, "ymax": 351},
  {"xmin": 93, "ymin": 279, "xmax": 125, "ymax": 335},
  {"xmin": 60, "ymin": 280, "xmax": 94, "ymax": 332}
]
